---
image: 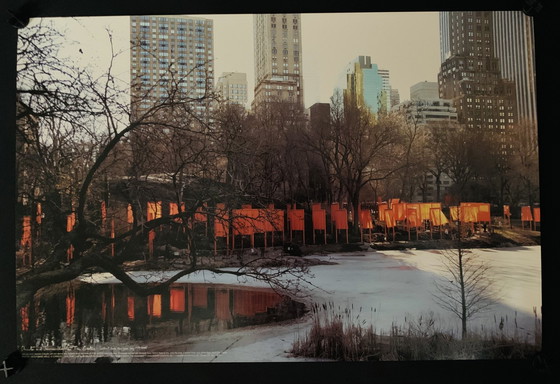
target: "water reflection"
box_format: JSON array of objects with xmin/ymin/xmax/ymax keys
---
[{"xmin": 18, "ymin": 282, "xmax": 305, "ymax": 351}]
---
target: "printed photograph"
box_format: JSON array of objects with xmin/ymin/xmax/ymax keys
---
[{"xmin": 14, "ymin": 11, "xmax": 541, "ymax": 364}]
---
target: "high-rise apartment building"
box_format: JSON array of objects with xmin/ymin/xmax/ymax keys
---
[
  {"xmin": 216, "ymin": 72, "xmax": 248, "ymax": 108},
  {"xmin": 252, "ymin": 13, "xmax": 304, "ymax": 112},
  {"xmin": 393, "ymin": 82, "xmax": 459, "ymax": 203},
  {"xmin": 441, "ymin": 11, "xmax": 537, "ymax": 130},
  {"xmin": 492, "ymin": 11, "xmax": 538, "ymax": 148},
  {"xmin": 130, "ymin": 15, "xmax": 214, "ymax": 122},
  {"xmin": 336, "ymin": 56, "xmax": 388, "ymax": 116},
  {"xmin": 378, "ymin": 68, "xmax": 392, "ymax": 113},
  {"xmin": 438, "ymin": 11, "xmax": 517, "ymax": 144}
]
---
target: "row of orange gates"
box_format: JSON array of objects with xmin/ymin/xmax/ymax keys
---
[{"xmin": 19, "ymin": 200, "xmax": 541, "ymax": 263}]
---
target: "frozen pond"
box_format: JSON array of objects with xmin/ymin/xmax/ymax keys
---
[{"xmin": 21, "ymin": 246, "xmax": 541, "ymax": 362}]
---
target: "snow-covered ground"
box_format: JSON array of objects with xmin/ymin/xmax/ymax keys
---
[{"xmin": 74, "ymin": 246, "xmax": 541, "ymax": 363}]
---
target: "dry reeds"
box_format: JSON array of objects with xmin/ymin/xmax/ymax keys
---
[{"xmin": 290, "ymin": 303, "xmax": 542, "ymax": 361}]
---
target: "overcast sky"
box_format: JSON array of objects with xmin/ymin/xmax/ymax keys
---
[{"xmin": 35, "ymin": 12, "xmax": 442, "ymax": 109}]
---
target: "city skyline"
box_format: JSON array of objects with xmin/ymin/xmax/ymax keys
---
[{"xmin": 38, "ymin": 12, "xmax": 441, "ymax": 109}]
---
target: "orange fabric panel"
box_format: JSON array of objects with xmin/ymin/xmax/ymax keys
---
[
  {"xmin": 392, "ymin": 203, "xmax": 407, "ymax": 221},
  {"xmin": 430, "ymin": 208, "xmax": 449, "ymax": 226},
  {"xmin": 241, "ymin": 204, "xmax": 252, "ymax": 210},
  {"xmin": 66, "ymin": 292, "xmax": 75, "ymax": 326},
  {"xmin": 461, "ymin": 206, "xmax": 478, "ymax": 223},
  {"xmin": 390, "ymin": 198, "xmax": 400, "ymax": 208},
  {"xmin": 36, "ymin": 203, "xmax": 42, "ymax": 224},
  {"xmin": 289, "ymin": 209, "xmax": 305, "ymax": 231},
  {"xmin": 312, "ymin": 209, "xmax": 327, "ymax": 231},
  {"xmin": 147, "ymin": 201, "xmax": 162, "ymax": 221},
  {"xmin": 273, "ymin": 209, "xmax": 285, "ymax": 231},
  {"xmin": 335, "ymin": 209, "xmax": 348, "ymax": 230},
  {"xmin": 147, "ymin": 294, "xmax": 162, "ymax": 317},
  {"xmin": 169, "ymin": 202, "xmax": 186, "ymax": 223},
  {"xmin": 66, "ymin": 212, "xmax": 76, "ymax": 232},
  {"xmin": 461, "ymin": 203, "xmax": 490, "ymax": 222},
  {"xmin": 419, "ymin": 204, "xmax": 432, "ymax": 222},
  {"xmin": 504, "ymin": 205, "xmax": 511, "ymax": 217},
  {"xmin": 214, "ymin": 205, "xmax": 229, "ymax": 238},
  {"xmin": 311, "ymin": 203, "xmax": 322, "ymax": 211},
  {"xmin": 21, "ymin": 216, "xmax": 32, "ymax": 248},
  {"xmin": 258, "ymin": 208, "xmax": 278, "ymax": 232},
  {"xmin": 406, "ymin": 208, "xmax": 420, "ymax": 228},
  {"xmin": 377, "ymin": 203, "xmax": 388, "ymax": 221},
  {"xmin": 533, "ymin": 207, "xmax": 540, "ymax": 223},
  {"xmin": 101, "ymin": 201, "xmax": 107, "ymax": 226},
  {"xmin": 245, "ymin": 209, "xmax": 258, "ymax": 234},
  {"xmin": 521, "ymin": 206, "xmax": 533, "ymax": 221},
  {"xmin": 214, "ymin": 219, "xmax": 229, "ymax": 237},
  {"xmin": 232, "ymin": 208, "xmax": 259, "ymax": 235},
  {"xmin": 449, "ymin": 206, "xmax": 459, "ymax": 221},
  {"xmin": 169, "ymin": 202, "xmax": 179, "ymax": 216},
  {"xmin": 127, "ymin": 204, "xmax": 134, "ymax": 224},
  {"xmin": 477, "ymin": 203, "xmax": 491, "ymax": 222},
  {"xmin": 418, "ymin": 203, "xmax": 440, "ymax": 222},
  {"xmin": 195, "ymin": 204, "xmax": 207, "ymax": 222},
  {"xmin": 384, "ymin": 209, "xmax": 395, "ymax": 228},
  {"xmin": 406, "ymin": 203, "xmax": 421, "ymax": 221},
  {"xmin": 330, "ymin": 203, "xmax": 340, "ymax": 222},
  {"xmin": 127, "ymin": 296, "xmax": 135, "ymax": 320},
  {"xmin": 170, "ymin": 287, "xmax": 186, "ymax": 312},
  {"xmin": 359, "ymin": 209, "xmax": 373, "ymax": 229}
]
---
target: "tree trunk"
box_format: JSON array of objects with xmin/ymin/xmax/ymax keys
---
[{"xmin": 457, "ymin": 221, "xmax": 468, "ymax": 338}]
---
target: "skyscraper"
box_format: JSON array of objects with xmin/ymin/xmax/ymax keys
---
[
  {"xmin": 216, "ymin": 72, "xmax": 248, "ymax": 108},
  {"xmin": 438, "ymin": 11, "xmax": 517, "ymax": 143},
  {"xmin": 252, "ymin": 13, "xmax": 304, "ymax": 112},
  {"xmin": 492, "ymin": 11, "xmax": 538, "ymax": 148},
  {"xmin": 130, "ymin": 15, "xmax": 214, "ymax": 122},
  {"xmin": 377, "ymin": 68, "xmax": 392, "ymax": 113},
  {"xmin": 440, "ymin": 11, "xmax": 537, "ymax": 130},
  {"xmin": 336, "ymin": 56, "xmax": 387, "ymax": 116}
]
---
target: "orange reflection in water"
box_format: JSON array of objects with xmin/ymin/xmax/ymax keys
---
[
  {"xmin": 147, "ymin": 294, "xmax": 162, "ymax": 318},
  {"xmin": 170, "ymin": 287, "xmax": 185, "ymax": 313}
]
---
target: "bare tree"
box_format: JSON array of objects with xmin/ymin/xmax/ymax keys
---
[
  {"xmin": 15, "ymin": 21, "xmax": 312, "ymax": 312},
  {"xmin": 303, "ymin": 90, "xmax": 404, "ymax": 232},
  {"xmin": 506, "ymin": 119, "xmax": 540, "ymax": 207},
  {"xmin": 432, "ymin": 224, "xmax": 496, "ymax": 338}
]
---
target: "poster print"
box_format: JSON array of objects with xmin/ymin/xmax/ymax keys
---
[{"xmin": 11, "ymin": 6, "xmax": 542, "ymax": 368}]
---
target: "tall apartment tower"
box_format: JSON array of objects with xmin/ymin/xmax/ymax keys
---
[
  {"xmin": 378, "ymin": 69, "xmax": 392, "ymax": 112},
  {"xmin": 336, "ymin": 56, "xmax": 387, "ymax": 116},
  {"xmin": 216, "ymin": 72, "xmax": 249, "ymax": 108},
  {"xmin": 438, "ymin": 11, "xmax": 517, "ymax": 142},
  {"xmin": 130, "ymin": 15, "xmax": 214, "ymax": 122},
  {"xmin": 441, "ymin": 11, "xmax": 537, "ymax": 129},
  {"xmin": 492, "ymin": 11, "xmax": 538, "ymax": 148},
  {"xmin": 252, "ymin": 14, "xmax": 304, "ymax": 112}
]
